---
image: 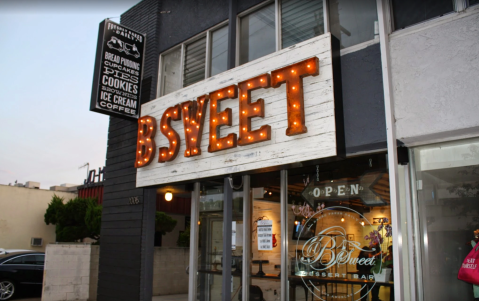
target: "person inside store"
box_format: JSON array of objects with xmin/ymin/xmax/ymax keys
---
[{"xmin": 357, "ymin": 246, "xmax": 372, "ymax": 300}]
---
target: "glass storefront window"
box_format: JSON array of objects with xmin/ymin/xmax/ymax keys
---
[
  {"xmin": 161, "ymin": 47, "xmax": 182, "ymax": 96},
  {"xmin": 329, "ymin": 0, "xmax": 378, "ymax": 49},
  {"xmin": 287, "ymin": 154, "xmax": 394, "ymax": 301},
  {"xmin": 412, "ymin": 138, "xmax": 479, "ymax": 301},
  {"xmin": 239, "ymin": 3, "xmax": 276, "ymax": 65}
]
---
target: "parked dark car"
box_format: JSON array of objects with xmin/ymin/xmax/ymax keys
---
[{"xmin": 0, "ymin": 252, "xmax": 44, "ymax": 300}]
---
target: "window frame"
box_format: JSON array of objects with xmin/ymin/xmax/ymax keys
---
[{"xmin": 157, "ymin": 20, "xmax": 229, "ymax": 97}]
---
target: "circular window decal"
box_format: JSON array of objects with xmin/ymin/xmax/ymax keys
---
[{"xmin": 295, "ymin": 206, "xmax": 382, "ymax": 301}]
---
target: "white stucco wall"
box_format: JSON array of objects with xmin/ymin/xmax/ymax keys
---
[
  {"xmin": 0, "ymin": 185, "xmax": 77, "ymax": 252},
  {"xmin": 390, "ymin": 7, "xmax": 479, "ymax": 144}
]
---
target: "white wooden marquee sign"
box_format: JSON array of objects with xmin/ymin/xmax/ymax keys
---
[{"xmin": 136, "ymin": 33, "xmax": 337, "ymax": 186}]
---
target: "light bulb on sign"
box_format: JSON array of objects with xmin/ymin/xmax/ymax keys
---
[{"xmin": 165, "ymin": 192, "xmax": 173, "ymax": 201}]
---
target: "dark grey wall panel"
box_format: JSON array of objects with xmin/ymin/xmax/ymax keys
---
[
  {"xmin": 237, "ymin": 0, "xmax": 266, "ymax": 13},
  {"xmin": 159, "ymin": 0, "xmax": 229, "ymax": 52},
  {"xmin": 340, "ymin": 43, "xmax": 387, "ymax": 154},
  {"xmin": 97, "ymin": 0, "xmax": 161, "ymax": 300}
]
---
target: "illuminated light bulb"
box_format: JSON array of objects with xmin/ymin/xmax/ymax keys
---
[
  {"xmin": 196, "ymin": 125, "xmax": 199, "ymax": 129},
  {"xmin": 217, "ymin": 143, "xmax": 220, "ymax": 147},
  {"xmin": 228, "ymin": 141, "xmax": 231, "ymax": 144},
  {"xmin": 144, "ymin": 159, "xmax": 148, "ymax": 162},
  {"xmin": 138, "ymin": 151, "xmax": 141, "ymax": 154},
  {"xmin": 187, "ymin": 129, "xmax": 190, "ymax": 132},
  {"xmin": 218, "ymin": 93, "xmax": 221, "ymax": 96},
  {"xmin": 174, "ymin": 111, "xmax": 177, "ymax": 114},
  {"xmin": 277, "ymin": 75, "xmax": 280, "ymax": 78},
  {"xmin": 293, "ymin": 104, "xmax": 297, "ymax": 108},
  {"xmin": 194, "ymin": 149, "xmax": 197, "ymax": 153},
  {"xmin": 294, "ymin": 220, "xmax": 299, "ymax": 226},
  {"xmin": 186, "ymin": 117, "xmax": 189, "ymax": 120},
  {"xmin": 291, "ymin": 70, "xmax": 295, "ymax": 73},
  {"xmin": 199, "ymin": 113, "xmax": 202, "ymax": 116},
  {"xmin": 191, "ymin": 138, "xmax": 195, "ymax": 141},
  {"xmin": 138, "ymin": 161, "xmax": 141, "ymax": 164},
  {"xmin": 260, "ymin": 133, "xmax": 264, "ymax": 136},
  {"xmin": 192, "ymin": 120, "xmax": 195, "ymax": 124},
  {"xmin": 184, "ymin": 106, "xmax": 187, "ymax": 109},
  {"xmin": 213, "ymin": 119, "xmax": 216, "ymax": 123},
  {"xmin": 294, "ymin": 122, "xmax": 297, "ymax": 125},
  {"xmin": 169, "ymin": 151, "xmax": 172, "ymax": 155},
  {"xmin": 147, "ymin": 138, "xmax": 150, "ymax": 141},
  {"xmin": 292, "ymin": 86, "xmax": 296, "ymax": 90},
  {"xmin": 269, "ymin": 192, "xmax": 272, "ymax": 195},
  {"xmin": 243, "ymin": 94, "xmax": 246, "ymax": 98},
  {"xmin": 187, "ymin": 151, "xmax": 190, "ymax": 154},
  {"xmin": 341, "ymin": 217, "xmax": 345, "ymax": 222},
  {"xmin": 166, "ymin": 114, "xmax": 169, "ymax": 117},
  {"xmin": 140, "ymin": 130, "xmax": 143, "ymax": 133},
  {"xmin": 212, "ymin": 135, "xmax": 215, "ymax": 139},
  {"xmin": 165, "ymin": 192, "xmax": 173, "ymax": 201},
  {"xmin": 228, "ymin": 90, "xmax": 231, "ymax": 93},
  {"xmin": 248, "ymin": 83, "xmax": 251, "ymax": 87},
  {"xmin": 307, "ymin": 65, "xmax": 311, "ymax": 68},
  {"xmin": 147, "ymin": 119, "xmax": 150, "ymax": 122},
  {"xmin": 150, "ymin": 127, "xmax": 153, "ymax": 130},
  {"xmin": 361, "ymin": 221, "xmax": 365, "ymax": 226},
  {"xmin": 149, "ymin": 148, "xmax": 152, "ymax": 151},
  {"xmin": 260, "ymin": 79, "xmax": 263, "ymax": 82},
  {"xmin": 141, "ymin": 120, "xmax": 144, "ymax": 123},
  {"xmin": 162, "ymin": 153, "xmax": 165, "ymax": 156},
  {"xmin": 173, "ymin": 141, "xmax": 176, "ymax": 144},
  {"xmin": 212, "ymin": 104, "xmax": 216, "ymax": 107},
  {"xmin": 163, "ymin": 125, "xmax": 166, "ymax": 129},
  {"xmin": 243, "ymin": 127, "xmax": 246, "ymax": 131},
  {"xmin": 140, "ymin": 140, "xmax": 143, "ymax": 143},
  {"xmin": 254, "ymin": 108, "xmax": 257, "ymax": 111},
  {"xmin": 248, "ymin": 136, "xmax": 252, "ymax": 140},
  {"xmin": 200, "ymin": 100, "xmax": 203, "ymax": 103},
  {"xmin": 242, "ymin": 111, "xmax": 246, "ymax": 114}
]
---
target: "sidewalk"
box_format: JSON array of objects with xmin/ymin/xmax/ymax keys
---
[{"xmin": 152, "ymin": 295, "xmax": 188, "ymax": 301}]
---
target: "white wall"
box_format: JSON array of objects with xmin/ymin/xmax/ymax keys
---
[
  {"xmin": 0, "ymin": 185, "xmax": 77, "ymax": 252},
  {"xmin": 390, "ymin": 7, "xmax": 479, "ymax": 144}
]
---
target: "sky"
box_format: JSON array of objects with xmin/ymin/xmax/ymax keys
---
[{"xmin": 0, "ymin": 0, "xmax": 142, "ymax": 189}]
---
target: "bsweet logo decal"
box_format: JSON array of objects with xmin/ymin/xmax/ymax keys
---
[{"xmin": 295, "ymin": 206, "xmax": 381, "ymax": 300}]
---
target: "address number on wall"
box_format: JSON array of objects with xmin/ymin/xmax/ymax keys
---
[{"xmin": 129, "ymin": 196, "xmax": 140, "ymax": 205}]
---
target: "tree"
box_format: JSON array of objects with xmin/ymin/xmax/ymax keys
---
[
  {"xmin": 44, "ymin": 195, "xmax": 102, "ymax": 242},
  {"xmin": 155, "ymin": 211, "xmax": 177, "ymax": 235}
]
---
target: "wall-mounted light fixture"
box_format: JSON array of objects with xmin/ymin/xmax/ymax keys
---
[{"xmin": 165, "ymin": 191, "xmax": 173, "ymax": 201}]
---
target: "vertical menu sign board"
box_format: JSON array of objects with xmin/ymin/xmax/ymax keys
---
[
  {"xmin": 257, "ymin": 220, "xmax": 273, "ymax": 251},
  {"xmin": 90, "ymin": 19, "xmax": 146, "ymax": 119}
]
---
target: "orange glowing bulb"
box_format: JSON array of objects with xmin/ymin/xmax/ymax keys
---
[
  {"xmin": 144, "ymin": 159, "xmax": 148, "ymax": 162},
  {"xmin": 277, "ymin": 75, "xmax": 280, "ymax": 78},
  {"xmin": 213, "ymin": 119, "xmax": 216, "ymax": 123},
  {"xmin": 187, "ymin": 151, "xmax": 190, "ymax": 154},
  {"xmin": 218, "ymin": 93, "xmax": 221, "ymax": 96},
  {"xmin": 294, "ymin": 122, "xmax": 297, "ymax": 125},
  {"xmin": 196, "ymin": 125, "xmax": 199, "ymax": 129},
  {"xmin": 149, "ymin": 148, "xmax": 152, "ymax": 151},
  {"xmin": 187, "ymin": 129, "xmax": 190, "ymax": 132},
  {"xmin": 147, "ymin": 138, "xmax": 150, "ymax": 141},
  {"xmin": 169, "ymin": 151, "xmax": 172, "ymax": 155},
  {"xmin": 140, "ymin": 140, "xmax": 143, "ymax": 143},
  {"xmin": 260, "ymin": 133, "xmax": 264, "ymax": 136},
  {"xmin": 212, "ymin": 104, "xmax": 216, "ymax": 107},
  {"xmin": 184, "ymin": 106, "xmax": 187, "ymax": 109},
  {"xmin": 194, "ymin": 149, "xmax": 197, "ymax": 153},
  {"xmin": 147, "ymin": 119, "xmax": 150, "ymax": 122},
  {"xmin": 260, "ymin": 79, "xmax": 263, "ymax": 82},
  {"xmin": 173, "ymin": 141, "xmax": 176, "ymax": 144},
  {"xmin": 199, "ymin": 113, "xmax": 202, "ymax": 116},
  {"xmin": 166, "ymin": 113, "xmax": 169, "ymax": 117},
  {"xmin": 174, "ymin": 111, "xmax": 177, "ymax": 114},
  {"xmin": 186, "ymin": 117, "xmax": 189, "ymax": 120},
  {"xmin": 200, "ymin": 100, "xmax": 203, "ymax": 103},
  {"xmin": 242, "ymin": 111, "xmax": 246, "ymax": 114},
  {"xmin": 222, "ymin": 117, "xmax": 225, "ymax": 120},
  {"xmin": 248, "ymin": 136, "xmax": 252, "ymax": 140},
  {"xmin": 228, "ymin": 141, "xmax": 231, "ymax": 144},
  {"xmin": 254, "ymin": 108, "xmax": 257, "ymax": 111},
  {"xmin": 217, "ymin": 143, "xmax": 220, "ymax": 147},
  {"xmin": 192, "ymin": 120, "xmax": 195, "ymax": 124},
  {"xmin": 228, "ymin": 90, "xmax": 231, "ymax": 93},
  {"xmin": 292, "ymin": 87, "xmax": 296, "ymax": 90},
  {"xmin": 307, "ymin": 65, "xmax": 311, "ymax": 68},
  {"xmin": 191, "ymin": 138, "xmax": 195, "ymax": 141},
  {"xmin": 141, "ymin": 120, "xmax": 144, "ymax": 123},
  {"xmin": 243, "ymin": 94, "xmax": 246, "ymax": 98},
  {"xmin": 243, "ymin": 127, "xmax": 246, "ymax": 131},
  {"xmin": 212, "ymin": 135, "xmax": 215, "ymax": 138},
  {"xmin": 162, "ymin": 153, "xmax": 165, "ymax": 156},
  {"xmin": 138, "ymin": 161, "xmax": 141, "ymax": 164},
  {"xmin": 138, "ymin": 151, "xmax": 141, "ymax": 154},
  {"xmin": 163, "ymin": 125, "xmax": 166, "ymax": 128},
  {"xmin": 248, "ymin": 83, "xmax": 251, "ymax": 87},
  {"xmin": 168, "ymin": 132, "xmax": 171, "ymax": 136},
  {"xmin": 293, "ymin": 104, "xmax": 297, "ymax": 108},
  {"xmin": 150, "ymin": 127, "xmax": 153, "ymax": 130},
  {"xmin": 140, "ymin": 130, "xmax": 143, "ymax": 133}
]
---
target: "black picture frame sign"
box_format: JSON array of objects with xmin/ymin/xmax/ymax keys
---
[{"xmin": 90, "ymin": 19, "xmax": 146, "ymax": 119}]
